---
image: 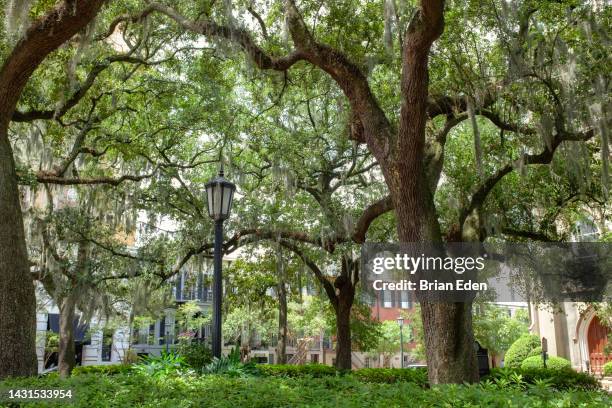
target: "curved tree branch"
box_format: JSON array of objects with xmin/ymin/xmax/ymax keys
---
[
  {"xmin": 352, "ymin": 196, "xmax": 394, "ymax": 243},
  {"xmin": 458, "ymin": 129, "xmax": 595, "ymax": 231}
]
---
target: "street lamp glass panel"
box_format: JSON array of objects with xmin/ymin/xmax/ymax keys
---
[
  {"xmin": 213, "ymin": 182, "xmax": 223, "ymax": 217},
  {"xmin": 205, "ymin": 172, "xmax": 236, "ymax": 221},
  {"xmin": 222, "ymin": 184, "xmax": 234, "ymax": 216},
  {"xmin": 207, "ymin": 188, "xmax": 214, "ymax": 218},
  {"xmin": 397, "ymin": 317, "xmax": 404, "ymax": 326}
]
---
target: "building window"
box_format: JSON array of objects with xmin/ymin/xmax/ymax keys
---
[
  {"xmin": 383, "ymin": 290, "xmax": 392, "ymax": 308},
  {"xmin": 310, "ymin": 354, "xmax": 319, "ymax": 363},
  {"xmin": 400, "ymin": 290, "xmax": 411, "ymax": 309},
  {"xmin": 159, "ymin": 317, "xmax": 166, "ymax": 345},
  {"xmin": 101, "ymin": 329, "xmax": 113, "ymax": 362},
  {"xmin": 136, "ymin": 323, "xmax": 155, "ymax": 345}
]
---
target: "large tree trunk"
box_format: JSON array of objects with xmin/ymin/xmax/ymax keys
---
[
  {"xmin": 276, "ymin": 244, "xmax": 287, "ymax": 364},
  {"xmin": 334, "ymin": 293, "xmax": 353, "ymax": 370},
  {"xmin": 333, "ymin": 259, "xmax": 356, "ymax": 371},
  {"xmin": 58, "ymin": 292, "xmax": 77, "ymax": 378},
  {"xmin": 420, "ymin": 302, "xmax": 479, "ymax": 383},
  {"xmin": 388, "ymin": 164, "xmax": 478, "ymax": 383},
  {"xmin": 0, "ymin": 134, "xmax": 38, "ymax": 377},
  {"xmin": 276, "ymin": 280, "xmax": 288, "ymax": 364},
  {"xmin": 0, "ymin": 0, "xmax": 106, "ymax": 379},
  {"xmin": 384, "ymin": 2, "xmax": 478, "ymax": 384}
]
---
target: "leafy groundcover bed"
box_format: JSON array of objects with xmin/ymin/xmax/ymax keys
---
[{"xmin": 1, "ymin": 372, "xmax": 610, "ymax": 408}]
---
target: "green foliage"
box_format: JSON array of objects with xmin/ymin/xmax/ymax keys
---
[
  {"xmin": 203, "ymin": 347, "xmax": 258, "ymax": 377},
  {"xmin": 288, "ymin": 295, "xmax": 330, "ymax": 338},
  {"xmin": 176, "ymin": 341, "xmax": 212, "ymax": 371},
  {"xmin": 403, "ymin": 307, "xmax": 425, "ymax": 361},
  {"xmin": 473, "ymin": 306, "xmax": 529, "ymax": 357},
  {"xmin": 258, "ymin": 364, "xmax": 427, "ymax": 386},
  {"xmin": 1, "ymin": 371, "xmax": 610, "ymax": 407},
  {"xmin": 72, "ymin": 364, "xmax": 132, "ymax": 376},
  {"xmin": 42, "ymin": 330, "xmax": 59, "ymax": 353},
  {"xmin": 132, "ymin": 351, "xmax": 187, "ymax": 379},
  {"xmin": 10, "ymin": 0, "xmax": 611, "ymax": 392},
  {"xmin": 486, "ymin": 367, "xmax": 599, "ymax": 391},
  {"xmin": 175, "ymin": 301, "xmax": 211, "ymax": 340},
  {"xmin": 258, "ymin": 364, "xmax": 338, "ymax": 378},
  {"xmin": 504, "ymin": 334, "xmax": 542, "ymax": 368},
  {"xmin": 521, "ymin": 355, "xmax": 571, "ymax": 371},
  {"xmin": 374, "ymin": 320, "xmax": 403, "ymax": 367},
  {"xmin": 223, "ymin": 305, "xmax": 276, "ymax": 346},
  {"xmin": 347, "ymin": 299, "xmax": 382, "ymax": 352},
  {"xmin": 604, "ymin": 362, "xmax": 612, "ymax": 377},
  {"xmin": 353, "ymin": 368, "xmax": 428, "ymax": 386}
]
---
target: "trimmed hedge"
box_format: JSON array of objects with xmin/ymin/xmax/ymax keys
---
[
  {"xmin": 258, "ymin": 364, "xmax": 338, "ymax": 378},
  {"xmin": 258, "ymin": 364, "xmax": 428, "ymax": 386},
  {"xmin": 486, "ymin": 367, "xmax": 600, "ymax": 390},
  {"xmin": 353, "ymin": 368, "xmax": 428, "ymax": 386},
  {"xmin": 604, "ymin": 361, "xmax": 612, "ymax": 377},
  {"xmin": 72, "ymin": 364, "xmax": 132, "ymax": 376},
  {"xmin": 504, "ymin": 334, "xmax": 541, "ymax": 368},
  {"xmin": 521, "ymin": 355, "xmax": 571, "ymax": 370}
]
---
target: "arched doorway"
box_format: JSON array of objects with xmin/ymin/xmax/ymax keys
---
[{"xmin": 587, "ymin": 315, "xmax": 610, "ymax": 375}]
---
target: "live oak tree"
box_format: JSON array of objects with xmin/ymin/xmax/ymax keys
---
[
  {"xmin": 7, "ymin": 12, "xmax": 213, "ymax": 376},
  {"xmin": 30, "ymin": 194, "xmax": 132, "ymax": 378},
  {"xmin": 2, "ymin": 0, "xmax": 608, "ymax": 383},
  {"xmin": 107, "ymin": 0, "xmax": 605, "ymax": 383},
  {"xmin": 0, "ymin": 0, "xmax": 107, "ymax": 378},
  {"xmin": 215, "ymin": 80, "xmax": 387, "ymax": 369}
]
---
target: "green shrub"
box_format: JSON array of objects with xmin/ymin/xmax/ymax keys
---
[
  {"xmin": 258, "ymin": 364, "xmax": 428, "ymax": 386},
  {"xmin": 521, "ymin": 355, "xmax": 571, "ymax": 370},
  {"xmin": 177, "ymin": 341, "xmax": 213, "ymax": 370},
  {"xmin": 504, "ymin": 334, "xmax": 541, "ymax": 368},
  {"xmin": 604, "ymin": 361, "xmax": 612, "ymax": 376},
  {"xmin": 203, "ymin": 347, "xmax": 258, "ymax": 377},
  {"xmin": 486, "ymin": 367, "xmax": 599, "ymax": 390},
  {"xmin": 132, "ymin": 351, "xmax": 186, "ymax": 378},
  {"xmin": 72, "ymin": 364, "xmax": 132, "ymax": 376},
  {"xmin": 1, "ymin": 372, "xmax": 610, "ymax": 407},
  {"xmin": 353, "ymin": 368, "xmax": 428, "ymax": 386},
  {"xmin": 258, "ymin": 364, "xmax": 338, "ymax": 378}
]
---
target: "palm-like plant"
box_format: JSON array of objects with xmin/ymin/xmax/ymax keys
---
[
  {"xmin": 203, "ymin": 347, "xmax": 258, "ymax": 377},
  {"xmin": 132, "ymin": 351, "xmax": 187, "ymax": 378}
]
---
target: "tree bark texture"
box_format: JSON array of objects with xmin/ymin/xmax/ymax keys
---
[
  {"xmin": 58, "ymin": 293, "xmax": 77, "ymax": 378},
  {"xmin": 332, "ymin": 258, "xmax": 356, "ymax": 370}
]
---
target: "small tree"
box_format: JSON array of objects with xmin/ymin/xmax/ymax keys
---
[
  {"xmin": 405, "ymin": 307, "xmax": 425, "ymax": 362},
  {"xmin": 175, "ymin": 301, "xmax": 211, "ymax": 343},
  {"xmin": 375, "ymin": 320, "xmax": 402, "ymax": 368},
  {"xmin": 473, "ymin": 306, "xmax": 529, "ymax": 365}
]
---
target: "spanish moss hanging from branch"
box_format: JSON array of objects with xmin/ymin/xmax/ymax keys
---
[{"xmin": 467, "ymin": 97, "xmax": 484, "ymax": 180}]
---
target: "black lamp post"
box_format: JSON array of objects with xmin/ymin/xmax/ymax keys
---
[
  {"xmin": 397, "ymin": 316, "xmax": 404, "ymax": 368},
  {"xmin": 205, "ymin": 166, "xmax": 236, "ymax": 358}
]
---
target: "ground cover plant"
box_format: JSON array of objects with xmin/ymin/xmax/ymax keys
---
[{"xmin": 1, "ymin": 370, "xmax": 610, "ymax": 408}]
